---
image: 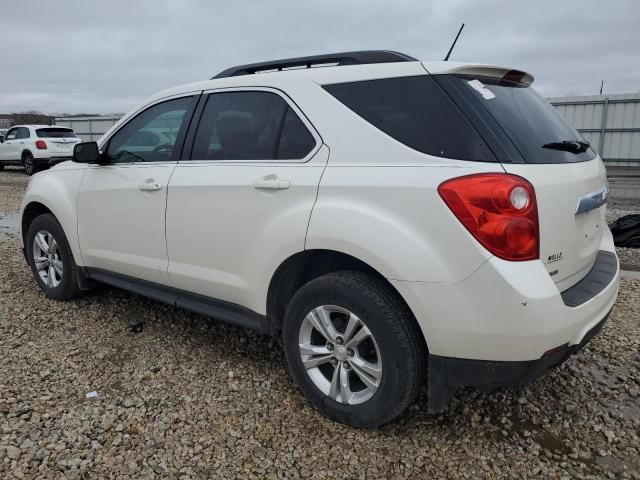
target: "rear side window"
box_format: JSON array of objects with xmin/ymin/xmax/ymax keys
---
[
  {"xmin": 36, "ymin": 128, "xmax": 77, "ymax": 138},
  {"xmin": 323, "ymin": 75, "xmax": 496, "ymax": 162},
  {"xmin": 190, "ymin": 91, "xmax": 316, "ymax": 161}
]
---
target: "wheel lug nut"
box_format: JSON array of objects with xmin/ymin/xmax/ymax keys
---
[
  {"xmin": 344, "ymin": 361, "xmax": 350, "ymax": 369},
  {"xmin": 327, "ymin": 343, "xmax": 334, "ymax": 351},
  {"xmin": 347, "ymin": 349, "xmax": 354, "ymax": 357},
  {"xmin": 335, "ymin": 337, "xmax": 344, "ymax": 345},
  {"xmin": 331, "ymin": 358, "xmax": 338, "ymax": 366}
]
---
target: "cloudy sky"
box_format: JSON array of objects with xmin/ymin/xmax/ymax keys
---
[{"xmin": 1, "ymin": 0, "xmax": 639, "ymax": 114}]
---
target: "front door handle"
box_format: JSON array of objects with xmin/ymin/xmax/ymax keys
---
[
  {"xmin": 253, "ymin": 175, "xmax": 290, "ymax": 190},
  {"xmin": 138, "ymin": 181, "xmax": 162, "ymax": 192}
]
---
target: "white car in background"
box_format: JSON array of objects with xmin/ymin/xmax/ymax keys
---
[
  {"xmin": 0, "ymin": 125, "xmax": 80, "ymax": 175},
  {"xmin": 18, "ymin": 51, "xmax": 619, "ymax": 427}
]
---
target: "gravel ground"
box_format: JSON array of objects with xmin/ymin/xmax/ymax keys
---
[{"xmin": 1, "ymin": 169, "xmax": 639, "ymax": 478}]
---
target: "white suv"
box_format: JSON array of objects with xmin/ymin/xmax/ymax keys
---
[
  {"xmin": 0, "ymin": 125, "xmax": 80, "ymax": 175},
  {"xmin": 19, "ymin": 51, "xmax": 619, "ymax": 427}
]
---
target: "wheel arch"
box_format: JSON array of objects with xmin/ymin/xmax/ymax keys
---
[
  {"xmin": 20, "ymin": 167, "xmax": 87, "ymax": 267},
  {"xmin": 266, "ymin": 248, "xmax": 429, "ymax": 350},
  {"xmin": 21, "ymin": 201, "xmax": 54, "ymax": 246},
  {"xmin": 21, "ymin": 149, "xmax": 33, "ymax": 160}
]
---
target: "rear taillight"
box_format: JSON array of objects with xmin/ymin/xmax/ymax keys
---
[
  {"xmin": 438, "ymin": 173, "xmax": 539, "ymax": 261},
  {"xmin": 35, "ymin": 140, "xmax": 47, "ymax": 150}
]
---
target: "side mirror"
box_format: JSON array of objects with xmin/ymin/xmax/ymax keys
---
[{"xmin": 73, "ymin": 142, "xmax": 102, "ymax": 164}]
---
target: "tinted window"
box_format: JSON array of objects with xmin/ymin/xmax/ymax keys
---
[
  {"xmin": 453, "ymin": 76, "xmax": 596, "ymax": 164},
  {"xmin": 276, "ymin": 108, "xmax": 316, "ymax": 159},
  {"xmin": 191, "ymin": 91, "xmax": 315, "ymax": 160},
  {"xmin": 36, "ymin": 128, "xmax": 77, "ymax": 138},
  {"xmin": 107, "ymin": 96, "xmax": 193, "ymax": 163},
  {"xmin": 324, "ymin": 75, "xmax": 495, "ymax": 161},
  {"xmin": 16, "ymin": 127, "xmax": 30, "ymax": 139}
]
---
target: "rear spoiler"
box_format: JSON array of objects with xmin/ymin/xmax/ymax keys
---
[{"xmin": 423, "ymin": 62, "xmax": 534, "ymax": 86}]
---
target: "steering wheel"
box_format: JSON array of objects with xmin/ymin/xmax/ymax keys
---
[{"xmin": 151, "ymin": 144, "xmax": 174, "ymax": 160}]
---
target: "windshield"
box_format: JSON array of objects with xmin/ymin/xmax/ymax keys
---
[
  {"xmin": 453, "ymin": 75, "xmax": 596, "ymax": 164},
  {"xmin": 36, "ymin": 128, "xmax": 77, "ymax": 138}
]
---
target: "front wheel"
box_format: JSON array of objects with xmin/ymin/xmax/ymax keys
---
[
  {"xmin": 26, "ymin": 213, "xmax": 81, "ymax": 300},
  {"xmin": 283, "ymin": 271, "xmax": 427, "ymax": 427}
]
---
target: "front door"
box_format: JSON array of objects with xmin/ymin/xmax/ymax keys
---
[
  {"xmin": 77, "ymin": 94, "xmax": 197, "ymax": 285},
  {"xmin": 0, "ymin": 127, "xmax": 20, "ymax": 161}
]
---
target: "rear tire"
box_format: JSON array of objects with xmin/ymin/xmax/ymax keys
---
[
  {"xmin": 26, "ymin": 213, "xmax": 81, "ymax": 300},
  {"xmin": 23, "ymin": 152, "xmax": 38, "ymax": 176},
  {"xmin": 283, "ymin": 271, "xmax": 426, "ymax": 427}
]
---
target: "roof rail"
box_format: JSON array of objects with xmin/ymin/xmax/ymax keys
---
[{"xmin": 211, "ymin": 50, "xmax": 417, "ymax": 79}]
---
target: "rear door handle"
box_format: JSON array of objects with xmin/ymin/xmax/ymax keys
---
[
  {"xmin": 253, "ymin": 176, "xmax": 290, "ymax": 190},
  {"xmin": 138, "ymin": 181, "xmax": 162, "ymax": 192}
]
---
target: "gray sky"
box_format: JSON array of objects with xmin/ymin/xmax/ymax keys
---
[{"xmin": 1, "ymin": 0, "xmax": 639, "ymax": 114}]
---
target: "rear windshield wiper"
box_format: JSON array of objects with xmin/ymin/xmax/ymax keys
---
[{"xmin": 542, "ymin": 140, "xmax": 590, "ymax": 154}]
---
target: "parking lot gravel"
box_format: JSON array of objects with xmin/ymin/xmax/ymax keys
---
[{"xmin": 1, "ymin": 168, "xmax": 639, "ymax": 479}]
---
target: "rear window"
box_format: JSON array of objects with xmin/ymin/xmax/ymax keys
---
[
  {"xmin": 445, "ymin": 75, "xmax": 596, "ymax": 164},
  {"xmin": 323, "ymin": 75, "xmax": 496, "ymax": 162},
  {"xmin": 36, "ymin": 128, "xmax": 77, "ymax": 138}
]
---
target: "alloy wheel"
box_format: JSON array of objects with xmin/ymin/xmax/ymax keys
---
[
  {"xmin": 32, "ymin": 229, "xmax": 63, "ymax": 288},
  {"xmin": 298, "ymin": 305, "xmax": 382, "ymax": 405}
]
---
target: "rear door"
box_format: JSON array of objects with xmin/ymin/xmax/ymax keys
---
[
  {"xmin": 437, "ymin": 74, "xmax": 608, "ymax": 291},
  {"xmin": 166, "ymin": 88, "xmax": 326, "ymax": 311}
]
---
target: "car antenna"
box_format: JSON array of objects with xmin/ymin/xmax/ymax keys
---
[
  {"xmin": 599, "ymin": 80, "xmax": 604, "ymax": 95},
  {"xmin": 444, "ymin": 23, "xmax": 465, "ymax": 61}
]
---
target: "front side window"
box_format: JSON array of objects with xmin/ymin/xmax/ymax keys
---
[
  {"xmin": 4, "ymin": 128, "xmax": 18, "ymax": 140},
  {"xmin": 190, "ymin": 91, "xmax": 315, "ymax": 161},
  {"xmin": 106, "ymin": 96, "xmax": 194, "ymax": 163}
]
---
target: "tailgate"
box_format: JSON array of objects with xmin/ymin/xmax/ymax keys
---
[{"xmin": 504, "ymin": 158, "xmax": 608, "ymax": 291}]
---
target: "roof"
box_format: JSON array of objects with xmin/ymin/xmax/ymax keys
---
[
  {"xmin": 102, "ymin": 58, "xmax": 532, "ymax": 142},
  {"xmin": 6, "ymin": 124, "xmax": 56, "ymax": 129},
  {"xmin": 147, "ymin": 60, "xmax": 531, "ymax": 100}
]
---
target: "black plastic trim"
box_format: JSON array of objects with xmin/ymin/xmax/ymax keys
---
[
  {"xmin": 86, "ymin": 268, "xmax": 272, "ymax": 334},
  {"xmin": 560, "ymin": 251, "xmax": 618, "ymax": 307},
  {"xmin": 212, "ymin": 50, "xmax": 417, "ymax": 79},
  {"xmin": 427, "ymin": 310, "xmax": 611, "ymax": 412}
]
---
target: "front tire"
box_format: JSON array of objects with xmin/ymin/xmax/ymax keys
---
[
  {"xmin": 23, "ymin": 152, "xmax": 38, "ymax": 176},
  {"xmin": 283, "ymin": 271, "xmax": 427, "ymax": 427},
  {"xmin": 26, "ymin": 213, "xmax": 81, "ymax": 300}
]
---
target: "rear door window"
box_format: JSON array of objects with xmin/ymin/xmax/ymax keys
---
[
  {"xmin": 323, "ymin": 75, "xmax": 496, "ymax": 162},
  {"xmin": 17, "ymin": 127, "xmax": 30, "ymax": 139},
  {"xmin": 190, "ymin": 91, "xmax": 316, "ymax": 161}
]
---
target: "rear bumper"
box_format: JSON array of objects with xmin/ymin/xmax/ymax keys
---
[
  {"xmin": 392, "ymin": 229, "xmax": 619, "ymax": 362},
  {"xmin": 426, "ymin": 311, "xmax": 610, "ymax": 412}
]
